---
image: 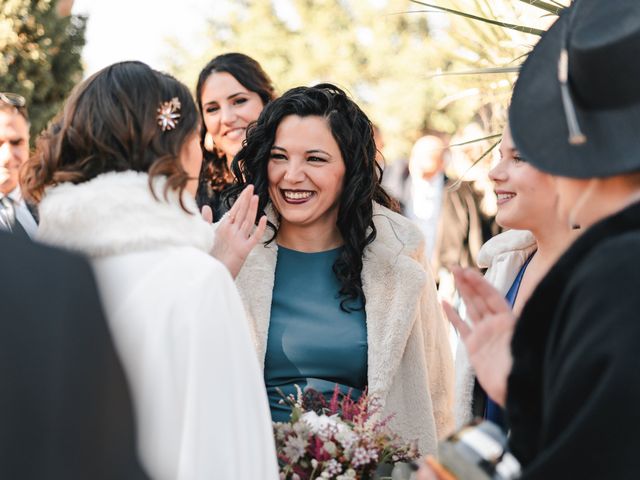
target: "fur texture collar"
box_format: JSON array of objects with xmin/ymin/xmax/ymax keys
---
[
  {"xmin": 37, "ymin": 171, "xmax": 214, "ymax": 257},
  {"xmin": 477, "ymin": 229, "xmax": 536, "ymax": 268}
]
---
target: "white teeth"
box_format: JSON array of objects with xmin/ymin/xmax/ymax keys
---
[
  {"xmin": 497, "ymin": 193, "xmax": 515, "ymax": 201},
  {"xmin": 283, "ymin": 191, "xmax": 312, "ymax": 200}
]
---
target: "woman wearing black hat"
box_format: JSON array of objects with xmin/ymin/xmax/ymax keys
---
[{"xmin": 421, "ymin": 0, "xmax": 640, "ymax": 478}]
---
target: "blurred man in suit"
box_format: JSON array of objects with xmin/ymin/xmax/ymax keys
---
[{"xmin": 0, "ymin": 92, "xmax": 38, "ymax": 237}]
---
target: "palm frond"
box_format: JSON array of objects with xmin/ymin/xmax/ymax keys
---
[
  {"xmin": 409, "ymin": 1, "xmax": 545, "ymax": 35},
  {"xmin": 430, "ymin": 66, "xmax": 521, "ymax": 78},
  {"xmin": 517, "ymin": 0, "xmax": 564, "ymax": 15},
  {"xmin": 447, "ymin": 138, "xmax": 501, "ymax": 190},
  {"xmin": 449, "ymin": 133, "xmax": 502, "ymax": 148}
]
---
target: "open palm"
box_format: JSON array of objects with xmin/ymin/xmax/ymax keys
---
[
  {"xmin": 444, "ymin": 267, "xmax": 516, "ymax": 407},
  {"xmin": 206, "ymin": 185, "xmax": 267, "ymax": 279}
]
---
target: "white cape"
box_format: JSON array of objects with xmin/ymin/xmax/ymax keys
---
[{"xmin": 38, "ymin": 171, "xmax": 279, "ymax": 480}]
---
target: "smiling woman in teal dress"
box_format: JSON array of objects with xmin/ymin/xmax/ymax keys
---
[{"xmin": 226, "ymin": 83, "xmax": 455, "ymax": 455}]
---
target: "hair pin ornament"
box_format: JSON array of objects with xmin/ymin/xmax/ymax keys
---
[{"xmin": 157, "ymin": 97, "xmax": 181, "ymax": 131}]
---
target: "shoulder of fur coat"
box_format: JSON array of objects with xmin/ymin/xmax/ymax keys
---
[
  {"xmin": 370, "ymin": 202, "xmax": 426, "ymax": 258},
  {"xmin": 477, "ymin": 229, "xmax": 537, "ymax": 269},
  {"xmin": 236, "ymin": 201, "xmax": 453, "ymax": 455},
  {"xmin": 37, "ymin": 171, "xmax": 215, "ymax": 258}
]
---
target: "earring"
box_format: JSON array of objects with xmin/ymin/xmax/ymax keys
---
[
  {"xmin": 204, "ymin": 132, "xmax": 215, "ymax": 152},
  {"xmin": 567, "ymin": 179, "xmax": 597, "ymax": 230}
]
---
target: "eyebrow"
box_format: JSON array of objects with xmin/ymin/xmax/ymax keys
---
[
  {"xmin": 307, "ymin": 149, "xmax": 331, "ymax": 157},
  {"xmin": 203, "ymin": 92, "xmax": 247, "ymax": 107},
  {"xmin": 270, "ymin": 146, "xmax": 332, "ymax": 157}
]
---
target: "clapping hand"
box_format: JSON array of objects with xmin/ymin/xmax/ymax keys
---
[
  {"xmin": 443, "ymin": 267, "xmax": 516, "ymax": 407},
  {"xmin": 206, "ymin": 185, "xmax": 267, "ymax": 279}
]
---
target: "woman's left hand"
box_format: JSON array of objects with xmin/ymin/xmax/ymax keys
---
[
  {"xmin": 208, "ymin": 185, "xmax": 267, "ymax": 279},
  {"xmin": 443, "ymin": 267, "xmax": 516, "ymax": 407}
]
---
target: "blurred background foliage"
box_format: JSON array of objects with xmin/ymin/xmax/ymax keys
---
[
  {"xmin": 166, "ymin": 0, "xmax": 447, "ymax": 162},
  {"xmin": 0, "ymin": 0, "xmax": 570, "ymax": 161},
  {"xmin": 0, "ymin": 0, "xmax": 85, "ymax": 140},
  {"xmin": 167, "ymin": 0, "xmax": 568, "ymax": 163}
]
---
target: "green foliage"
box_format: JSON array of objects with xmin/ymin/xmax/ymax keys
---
[
  {"xmin": 414, "ymin": 0, "xmax": 569, "ymax": 139},
  {"xmin": 0, "ymin": 0, "xmax": 86, "ymax": 139},
  {"xmin": 167, "ymin": 0, "xmax": 457, "ymax": 161}
]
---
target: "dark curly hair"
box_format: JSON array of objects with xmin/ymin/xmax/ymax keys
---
[
  {"xmin": 195, "ymin": 53, "xmax": 276, "ymax": 197},
  {"xmin": 228, "ymin": 83, "xmax": 398, "ymax": 311},
  {"xmin": 22, "ymin": 61, "xmax": 199, "ymax": 210}
]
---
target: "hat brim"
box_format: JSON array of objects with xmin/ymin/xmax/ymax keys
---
[{"xmin": 509, "ymin": 12, "xmax": 640, "ymax": 179}]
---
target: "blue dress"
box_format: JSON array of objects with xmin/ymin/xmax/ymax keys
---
[
  {"xmin": 484, "ymin": 254, "xmax": 534, "ymax": 428},
  {"xmin": 264, "ymin": 246, "xmax": 368, "ymax": 422}
]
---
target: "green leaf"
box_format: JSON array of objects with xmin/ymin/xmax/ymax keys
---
[
  {"xmin": 449, "ymin": 134, "xmax": 502, "ymax": 148},
  {"xmin": 429, "ymin": 66, "xmax": 521, "ymax": 78},
  {"xmin": 409, "ymin": 1, "xmax": 546, "ymax": 36},
  {"xmin": 517, "ymin": 0, "xmax": 565, "ymax": 15},
  {"xmin": 448, "ymin": 138, "xmax": 501, "ymax": 191}
]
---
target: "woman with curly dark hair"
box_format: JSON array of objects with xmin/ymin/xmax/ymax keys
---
[
  {"xmin": 228, "ymin": 83, "xmax": 454, "ymax": 455},
  {"xmin": 195, "ymin": 52, "xmax": 276, "ymax": 220}
]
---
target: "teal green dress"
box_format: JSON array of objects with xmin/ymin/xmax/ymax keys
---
[{"xmin": 264, "ymin": 246, "xmax": 368, "ymax": 422}]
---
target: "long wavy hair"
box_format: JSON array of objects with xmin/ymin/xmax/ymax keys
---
[
  {"xmin": 228, "ymin": 83, "xmax": 397, "ymax": 311},
  {"xmin": 23, "ymin": 61, "xmax": 199, "ymax": 210},
  {"xmin": 195, "ymin": 53, "xmax": 276, "ymax": 197}
]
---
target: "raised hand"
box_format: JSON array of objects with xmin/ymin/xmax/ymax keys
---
[
  {"xmin": 444, "ymin": 267, "xmax": 516, "ymax": 407},
  {"xmin": 208, "ymin": 185, "xmax": 267, "ymax": 279}
]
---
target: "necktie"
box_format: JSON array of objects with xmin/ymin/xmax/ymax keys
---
[{"xmin": 0, "ymin": 196, "xmax": 29, "ymax": 239}]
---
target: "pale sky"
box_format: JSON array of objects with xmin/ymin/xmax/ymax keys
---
[
  {"xmin": 72, "ymin": 0, "xmax": 224, "ymax": 76},
  {"xmin": 72, "ymin": 0, "xmax": 391, "ymax": 77}
]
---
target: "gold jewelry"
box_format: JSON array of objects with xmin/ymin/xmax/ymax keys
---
[
  {"xmin": 157, "ymin": 97, "xmax": 181, "ymax": 131},
  {"xmin": 204, "ymin": 132, "xmax": 215, "ymax": 152}
]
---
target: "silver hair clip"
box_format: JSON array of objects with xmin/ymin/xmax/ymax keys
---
[{"xmin": 157, "ymin": 97, "xmax": 181, "ymax": 131}]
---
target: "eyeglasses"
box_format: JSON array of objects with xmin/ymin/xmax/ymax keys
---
[
  {"xmin": 0, "ymin": 92, "xmax": 26, "ymax": 108},
  {"xmin": 0, "ymin": 92, "xmax": 28, "ymax": 120}
]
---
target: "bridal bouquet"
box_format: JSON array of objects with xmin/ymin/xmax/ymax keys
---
[{"xmin": 273, "ymin": 386, "xmax": 419, "ymax": 480}]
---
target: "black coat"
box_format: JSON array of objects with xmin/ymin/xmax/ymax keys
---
[
  {"xmin": 0, "ymin": 232, "xmax": 148, "ymax": 479},
  {"xmin": 507, "ymin": 201, "xmax": 640, "ymax": 479}
]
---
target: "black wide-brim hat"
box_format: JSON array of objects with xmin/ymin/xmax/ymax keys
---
[{"xmin": 510, "ymin": 0, "xmax": 640, "ymax": 179}]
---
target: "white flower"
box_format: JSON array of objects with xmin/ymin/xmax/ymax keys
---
[
  {"xmin": 336, "ymin": 469, "xmax": 357, "ymax": 479},
  {"xmin": 293, "ymin": 420, "xmax": 311, "ymax": 437},
  {"xmin": 283, "ymin": 435, "xmax": 308, "ymax": 463},
  {"xmin": 324, "ymin": 459, "xmax": 343, "ymax": 476},
  {"xmin": 301, "ymin": 411, "xmax": 342, "ymax": 441},
  {"xmin": 323, "ymin": 440, "xmax": 338, "ymax": 456},
  {"xmin": 335, "ymin": 425, "xmax": 358, "ymax": 452},
  {"xmin": 302, "ymin": 412, "xmax": 339, "ymax": 433},
  {"xmin": 351, "ymin": 447, "xmax": 378, "ymax": 468},
  {"xmin": 274, "ymin": 422, "xmax": 293, "ymax": 440},
  {"xmin": 311, "ymin": 458, "xmax": 319, "ymax": 469}
]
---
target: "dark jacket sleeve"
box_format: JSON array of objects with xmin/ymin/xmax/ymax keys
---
[
  {"xmin": 521, "ymin": 238, "xmax": 640, "ymax": 479},
  {"xmin": 0, "ymin": 234, "xmax": 149, "ymax": 480}
]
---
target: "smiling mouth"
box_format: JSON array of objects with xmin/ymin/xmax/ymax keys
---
[
  {"xmin": 496, "ymin": 192, "xmax": 516, "ymax": 204},
  {"xmin": 281, "ymin": 189, "xmax": 315, "ymax": 204},
  {"xmin": 224, "ymin": 127, "xmax": 245, "ymax": 137}
]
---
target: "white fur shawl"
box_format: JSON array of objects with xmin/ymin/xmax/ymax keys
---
[{"xmin": 37, "ymin": 171, "xmax": 214, "ymax": 257}]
